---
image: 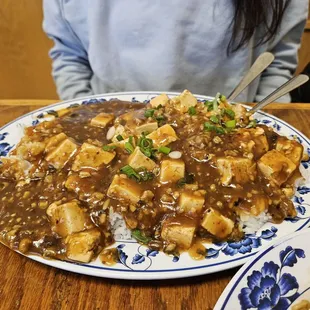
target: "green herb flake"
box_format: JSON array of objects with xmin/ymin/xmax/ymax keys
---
[
  {"xmin": 188, "ymin": 106, "xmax": 196, "ymax": 116},
  {"xmin": 131, "ymin": 229, "xmax": 152, "ymax": 244},
  {"xmin": 215, "ymin": 127, "xmax": 226, "ymax": 134},
  {"xmin": 137, "ymin": 168, "xmax": 155, "ymax": 182},
  {"xmin": 158, "ymin": 146, "xmax": 171, "ymax": 155},
  {"xmin": 116, "ymin": 135, "xmax": 124, "ymax": 141},
  {"xmin": 224, "ymin": 109, "xmax": 235, "ymax": 119},
  {"xmin": 144, "ymin": 109, "xmax": 155, "ymax": 118},
  {"xmin": 138, "ymin": 133, "xmax": 155, "ymax": 158},
  {"xmin": 102, "ymin": 145, "xmax": 116, "ymax": 152},
  {"xmin": 210, "ymin": 115, "xmax": 219, "ymax": 124},
  {"xmin": 120, "ymin": 165, "xmax": 140, "ymax": 181},
  {"xmin": 177, "ymin": 173, "xmax": 195, "ymax": 188},
  {"xmin": 225, "ymin": 119, "xmax": 236, "ymax": 128},
  {"xmin": 204, "ymin": 100, "xmax": 214, "ymax": 111},
  {"xmin": 220, "ymin": 94, "xmax": 227, "ymax": 102},
  {"xmin": 247, "ymin": 120, "xmax": 258, "ymax": 128}
]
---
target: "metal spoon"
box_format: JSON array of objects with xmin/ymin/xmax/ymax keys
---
[
  {"xmin": 251, "ymin": 74, "xmax": 309, "ymax": 112},
  {"xmin": 227, "ymin": 52, "xmax": 275, "ymax": 102}
]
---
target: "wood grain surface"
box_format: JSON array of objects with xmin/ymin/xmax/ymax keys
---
[{"xmin": 0, "ymin": 101, "xmax": 310, "ymax": 310}]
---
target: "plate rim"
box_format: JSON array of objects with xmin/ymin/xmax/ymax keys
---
[{"xmin": 1, "ymin": 91, "xmax": 310, "ymax": 280}]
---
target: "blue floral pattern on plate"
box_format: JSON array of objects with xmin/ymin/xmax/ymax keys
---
[{"xmin": 239, "ymin": 246, "xmax": 306, "ymax": 310}]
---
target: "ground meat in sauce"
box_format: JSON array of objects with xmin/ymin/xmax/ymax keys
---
[{"xmin": 0, "ymin": 91, "xmax": 302, "ymax": 263}]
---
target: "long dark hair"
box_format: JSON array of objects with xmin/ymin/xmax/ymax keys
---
[{"xmin": 229, "ymin": 0, "xmax": 290, "ymax": 53}]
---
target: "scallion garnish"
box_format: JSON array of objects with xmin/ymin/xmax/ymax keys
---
[
  {"xmin": 204, "ymin": 100, "xmax": 214, "ymax": 111},
  {"xmin": 247, "ymin": 120, "xmax": 258, "ymax": 128},
  {"xmin": 204, "ymin": 122, "xmax": 226, "ymax": 134},
  {"xmin": 224, "ymin": 109, "xmax": 235, "ymax": 119},
  {"xmin": 213, "ymin": 93, "xmax": 221, "ymax": 111},
  {"xmin": 144, "ymin": 109, "xmax": 155, "ymax": 118},
  {"xmin": 116, "ymin": 134, "xmax": 124, "ymax": 141},
  {"xmin": 120, "ymin": 165, "xmax": 141, "ymax": 181},
  {"xmin": 138, "ymin": 133, "xmax": 155, "ymax": 158},
  {"xmin": 210, "ymin": 115, "xmax": 219, "ymax": 124},
  {"xmin": 225, "ymin": 119, "xmax": 236, "ymax": 128},
  {"xmin": 102, "ymin": 145, "xmax": 116, "ymax": 151},
  {"xmin": 188, "ymin": 106, "xmax": 196, "ymax": 116},
  {"xmin": 177, "ymin": 173, "xmax": 195, "ymax": 187},
  {"xmin": 220, "ymin": 94, "xmax": 227, "ymax": 102},
  {"xmin": 131, "ymin": 229, "xmax": 152, "ymax": 244},
  {"xmin": 158, "ymin": 146, "xmax": 171, "ymax": 155}
]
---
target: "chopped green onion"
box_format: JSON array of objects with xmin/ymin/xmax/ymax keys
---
[
  {"xmin": 138, "ymin": 133, "xmax": 155, "ymax": 158},
  {"xmin": 224, "ymin": 109, "xmax": 235, "ymax": 119},
  {"xmin": 188, "ymin": 106, "xmax": 196, "ymax": 116},
  {"xmin": 204, "ymin": 122, "xmax": 226, "ymax": 134},
  {"xmin": 158, "ymin": 146, "xmax": 171, "ymax": 155},
  {"xmin": 144, "ymin": 109, "xmax": 155, "ymax": 118},
  {"xmin": 204, "ymin": 100, "xmax": 214, "ymax": 111},
  {"xmin": 116, "ymin": 135, "xmax": 124, "ymax": 141},
  {"xmin": 155, "ymin": 104, "xmax": 163, "ymax": 110},
  {"xmin": 155, "ymin": 115, "xmax": 166, "ymax": 125},
  {"xmin": 213, "ymin": 93, "xmax": 221, "ymax": 111},
  {"xmin": 124, "ymin": 142, "xmax": 134, "ymax": 154},
  {"xmin": 225, "ymin": 119, "xmax": 236, "ymax": 128},
  {"xmin": 120, "ymin": 165, "xmax": 140, "ymax": 181},
  {"xmin": 102, "ymin": 145, "xmax": 116, "ymax": 151},
  {"xmin": 220, "ymin": 94, "xmax": 227, "ymax": 102},
  {"xmin": 177, "ymin": 173, "xmax": 195, "ymax": 187},
  {"xmin": 210, "ymin": 115, "xmax": 219, "ymax": 124},
  {"xmin": 137, "ymin": 168, "xmax": 155, "ymax": 181},
  {"xmin": 131, "ymin": 229, "xmax": 152, "ymax": 244},
  {"xmin": 124, "ymin": 136, "xmax": 135, "ymax": 154},
  {"xmin": 215, "ymin": 127, "xmax": 226, "ymax": 134},
  {"xmin": 247, "ymin": 120, "xmax": 258, "ymax": 128},
  {"xmin": 204, "ymin": 122, "xmax": 215, "ymax": 131}
]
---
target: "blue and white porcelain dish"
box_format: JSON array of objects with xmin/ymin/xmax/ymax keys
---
[
  {"xmin": 1, "ymin": 91, "xmax": 310, "ymax": 280},
  {"xmin": 214, "ymin": 229, "xmax": 310, "ymax": 310}
]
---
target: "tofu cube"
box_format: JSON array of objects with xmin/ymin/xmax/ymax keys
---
[
  {"xmin": 178, "ymin": 192, "xmax": 205, "ymax": 213},
  {"xmin": 161, "ymin": 218, "xmax": 196, "ymax": 249},
  {"xmin": 128, "ymin": 147, "xmax": 156, "ymax": 171},
  {"xmin": 65, "ymin": 229, "xmax": 101, "ymax": 263},
  {"xmin": 216, "ymin": 157, "xmax": 256, "ymax": 186},
  {"xmin": 46, "ymin": 201, "xmax": 88, "ymax": 237},
  {"xmin": 150, "ymin": 93, "xmax": 170, "ymax": 108},
  {"xmin": 258, "ymin": 150, "xmax": 296, "ymax": 186},
  {"xmin": 147, "ymin": 124, "xmax": 178, "ymax": 147},
  {"xmin": 160, "ymin": 159, "xmax": 185, "ymax": 183},
  {"xmin": 107, "ymin": 175, "xmax": 142, "ymax": 204},
  {"xmin": 276, "ymin": 137, "xmax": 304, "ymax": 165},
  {"xmin": 90, "ymin": 113, "xmax": 114, "ymax": 128},
  {"xmin": 201, "ymin": 208, "xmax": 234, "ymax": 239},
  {"xmin": 172, "ymin": 90, "xmax": 197, "ymax": 113},
  {"xmin": 250, "ymin": 127, "xmax": 269, "ymax": 158},
  {"xmin": 45, "ymin": 133, "xmax": 67, "ymax": 154},
  {"xmin": 135, "ymin": 122, "xmax": 158, "ymax": 135},
  {"xmin": 45, "ymin": 138, "xmax": 78, "ymax": 169},
  {"xmin": 72, "ymin": 143, "xmax": 115, "ymax": 171}
]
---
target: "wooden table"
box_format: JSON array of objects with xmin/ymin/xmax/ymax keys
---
[{"xmin": 0, "ymin": 100, "xmax": 310, "ymax": 310}]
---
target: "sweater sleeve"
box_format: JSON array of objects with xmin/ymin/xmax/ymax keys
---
[
  {"xmin": 43, "ymin": 0, "xmax": 94, "ymax": 100},
  {"xmin": 255, "ymin": 0, "xmax": 308, "ymax": 103}
]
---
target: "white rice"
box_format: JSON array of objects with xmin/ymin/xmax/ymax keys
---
[
  {"xmin": 239, "ymin": 211, "xmax": 272, "ymax": 235},
  {"xmin": 109, "ymin": 207, "xmax": 132, "ymax": 240}
]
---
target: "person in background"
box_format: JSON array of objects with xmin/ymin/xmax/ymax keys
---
[{"xmin": 43, "ymin": 0, "xmax": 308, "ymax": 102}]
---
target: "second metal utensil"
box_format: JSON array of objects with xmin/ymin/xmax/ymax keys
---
[
  {"xmin": 251, "ymin": 74, "xmax": 309, "ymax": 112},
  {"xmin": 227, "ymin": 52, "xmax": 275, "ymax": 102}
]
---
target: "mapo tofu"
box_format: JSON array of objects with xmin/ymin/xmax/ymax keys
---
[{"xmin": 0, "ymin": 90, "xmax": 305, "ymax": 263}]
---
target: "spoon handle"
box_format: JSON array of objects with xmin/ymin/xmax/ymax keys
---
[
  {"xmin": 251, "ymin": 74, "xmax": 309, "ymax": 112},
  {"xmin": 227, "ymin": 52, "xmax": 275, "ymax": 102}
]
